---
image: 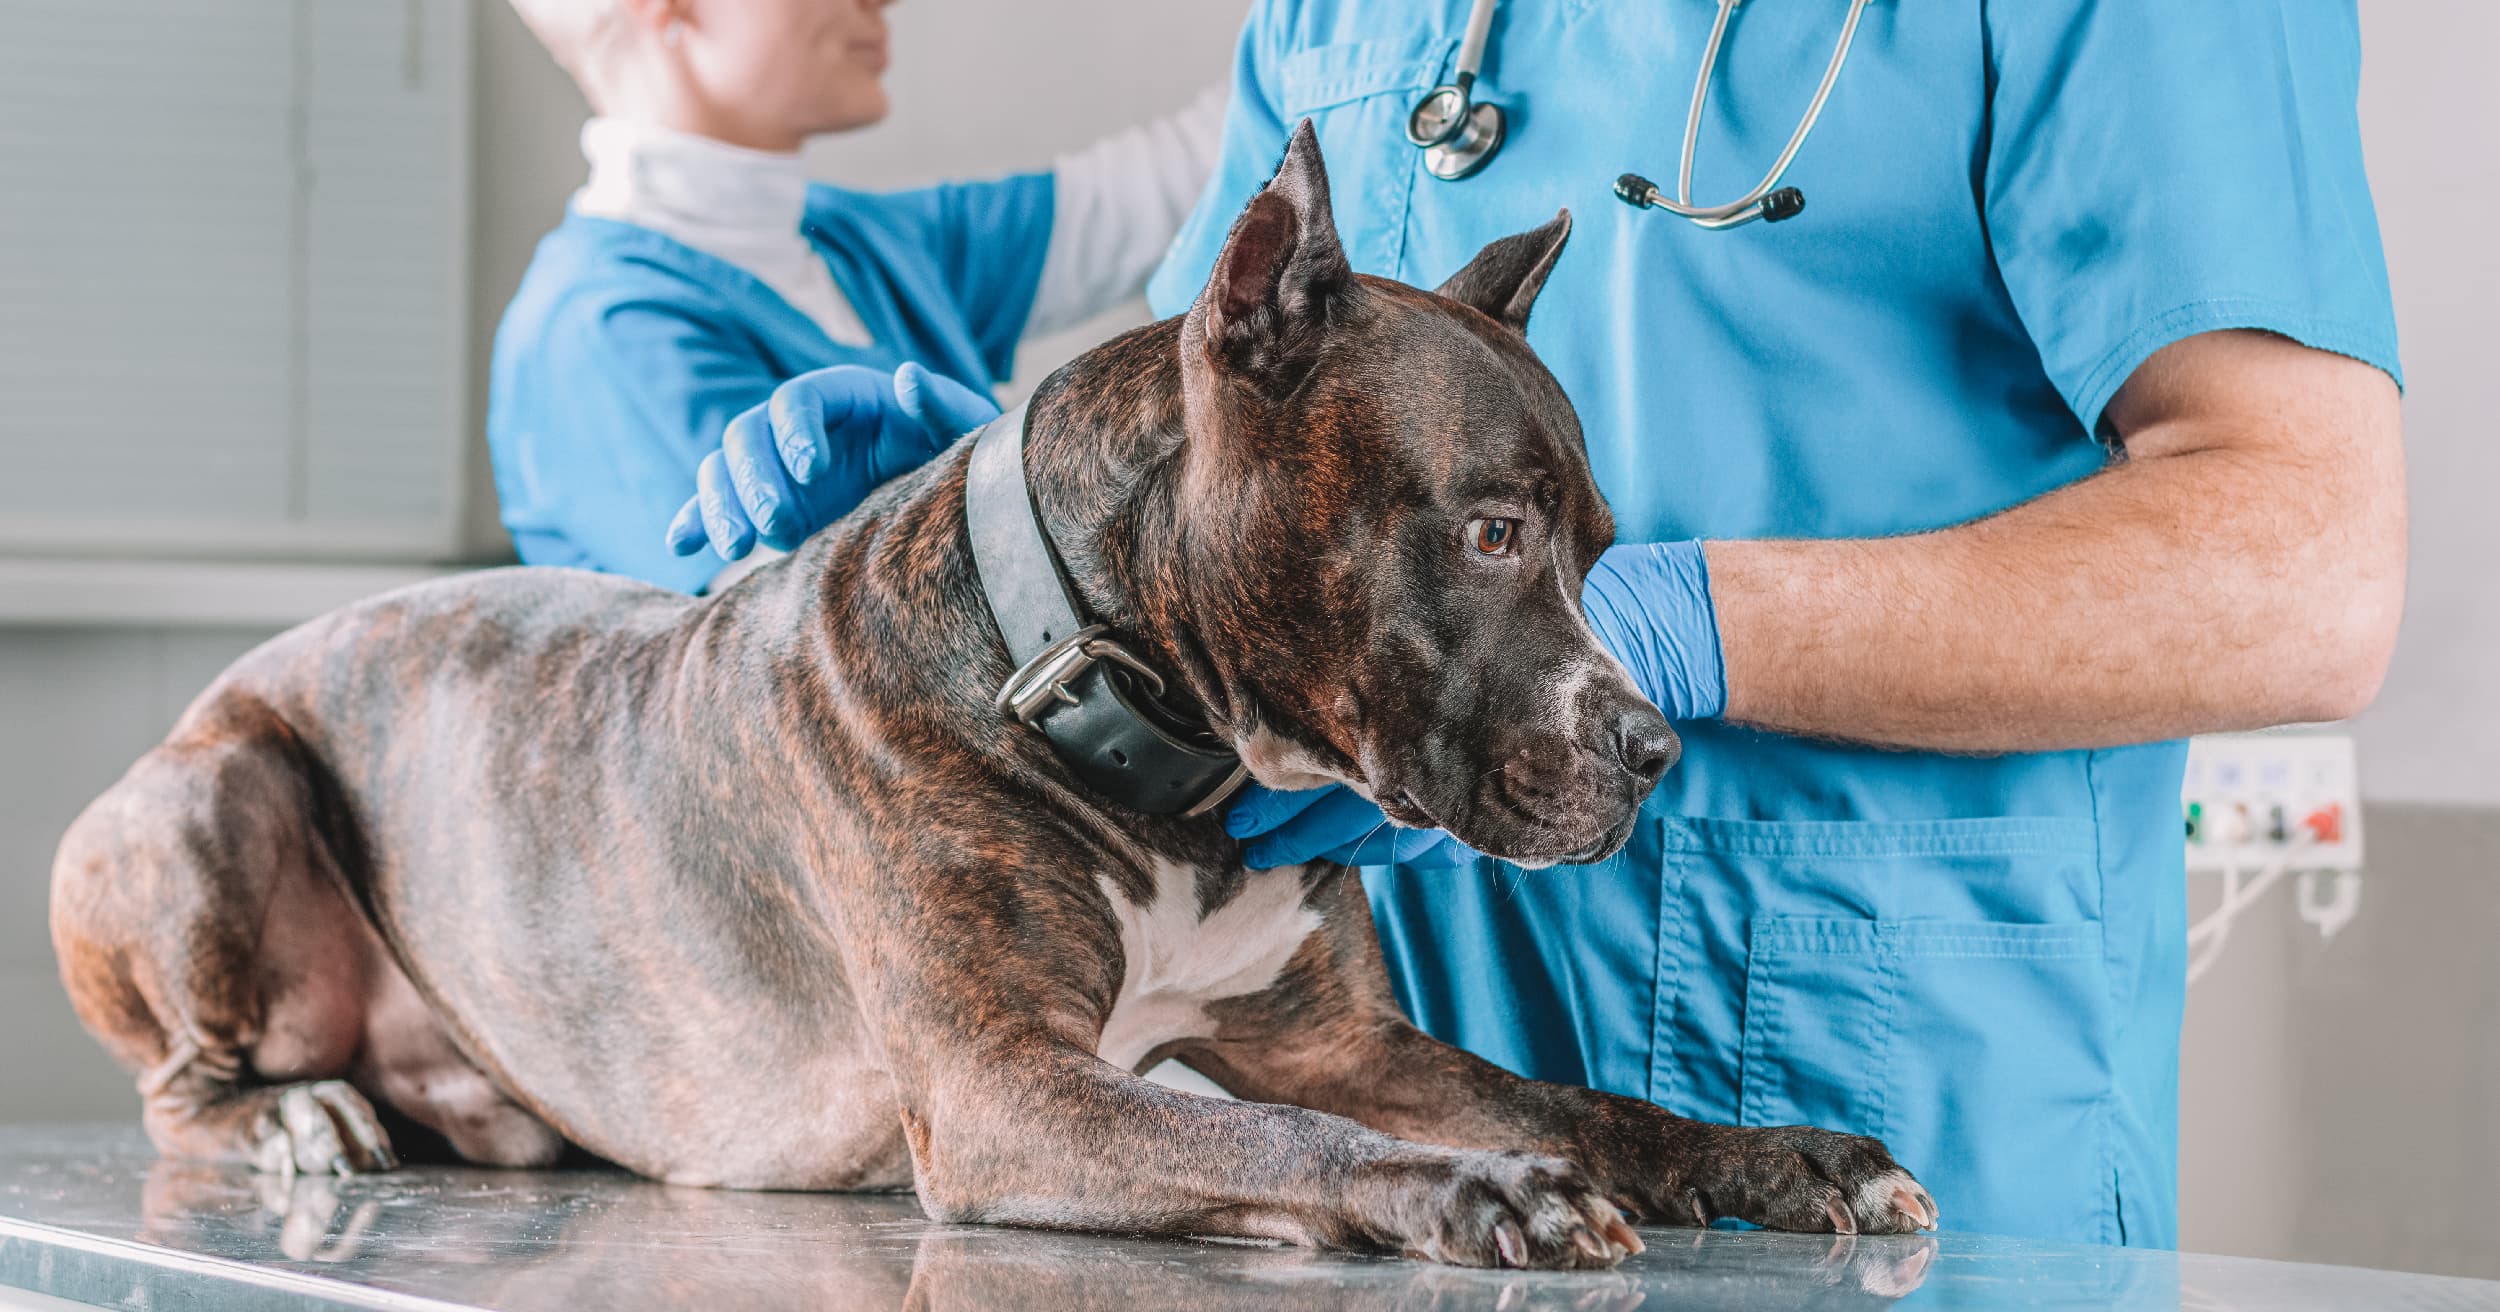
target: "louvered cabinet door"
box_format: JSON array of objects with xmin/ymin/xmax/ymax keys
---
[{"xmin": 0, "ymin": 0, "xmax": 470, "ymax": 559}]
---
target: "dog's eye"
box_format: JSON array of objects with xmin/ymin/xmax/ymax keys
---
[{"xmin": 1468, "ymin": 517, "xmax": 1519, "ymax": 556}]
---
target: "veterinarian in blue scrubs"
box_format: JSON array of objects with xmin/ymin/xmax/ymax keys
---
[
  {"xmin": 684, "ymin": 1, "xmax": 2406, "ymax": 1246},
  {"xmin": 1153, "ymin": 0, "xmax": 2406, "ymax": 1247},
  {"xmin": 488, "ymin": 0, "xmax": 1218, "ymax": 593}
]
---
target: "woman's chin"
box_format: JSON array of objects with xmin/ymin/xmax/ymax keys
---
[{"xmin": 810, "ymin": 91, "xmax": 889, "ymax": 138}]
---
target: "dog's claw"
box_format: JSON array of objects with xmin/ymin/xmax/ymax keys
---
[
  {"xmin": 1894, "ymin": 1185, "xmax": 1937, "ymax": 1229},
  {"xmin": 1493, "ymin": 1219, "xmax": 1528, "ymax": 1268},
  {"xmin": 1825, "ymin": 1196, "xmax": 1857, "ymax": 1234},
  {"xmin": 1573, "ymin": 1227, "xmax": 1610, "ymax": 1261},
  {"xmin": 254, "ymin": 1081, "xmax": 397, "ymax": 1179}
]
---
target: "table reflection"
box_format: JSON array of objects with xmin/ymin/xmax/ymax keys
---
[{"xmin": 130, "ymin": 1154, "xmax": 1937, "ymax": 1312}]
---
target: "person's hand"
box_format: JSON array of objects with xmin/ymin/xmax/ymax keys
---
[
  {"xmin": 1577, "ymin": 538, "xmax": 1725, "ymax": 725},
  {"xmin": 1228, "ymin": 541, "xmax": 1724, "ymax": 870},
  {"xmin": 665, "ymin": 362, "xmax": 1002, "ymax": 560},
  {"xmin": 1223, "ymin": 782, "xmax": 1485, "ymax": 870}
]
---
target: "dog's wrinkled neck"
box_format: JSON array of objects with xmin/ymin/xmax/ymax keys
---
[{"xmin": 1016, "ymin": 317, "xmax": 1243, "ymax": 741}]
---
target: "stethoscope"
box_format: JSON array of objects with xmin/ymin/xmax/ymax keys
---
[{"xmin": 1405, "ymin": 0, "xmax": 1871, "ymax": 230}]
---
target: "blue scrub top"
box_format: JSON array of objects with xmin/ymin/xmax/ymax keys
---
[
  {"xmin": 1149, "ymin": 0, "xmax": 2400, "ymax": 1247},
  {"xmin": 489, "ymin": 174, "xmax": 1054, "ymax": 592}
]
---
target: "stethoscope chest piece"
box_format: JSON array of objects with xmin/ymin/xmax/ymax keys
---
[{"xmin": 1407, "ymin": 83, "xmax": 1507, "ymax": 181}]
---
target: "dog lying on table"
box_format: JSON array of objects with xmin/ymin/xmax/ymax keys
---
[{"xmin": 52, "ymin": 125, "xmax": 1933, "ymax": 1268}]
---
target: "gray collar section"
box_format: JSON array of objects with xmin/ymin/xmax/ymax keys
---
[{"xmin": 962, "ymin": 403, "xmax": 1248, "ymax": 817}]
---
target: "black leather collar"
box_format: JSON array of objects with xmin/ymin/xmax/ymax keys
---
[{"xmin": 963, "ymin": 403, "xmax": 1248, "ymax": 817}]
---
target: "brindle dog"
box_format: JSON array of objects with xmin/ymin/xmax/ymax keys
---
[{"xmin": 52, "ymin": 126, "xmax": 1933, "ymax": 1268}]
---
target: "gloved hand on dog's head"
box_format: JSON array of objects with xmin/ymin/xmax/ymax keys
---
[
  {"xmin": 666, "ymin": 362, "xmax": 1003, "ymax": 561},
  {"xmin": 1231, "ymin": 539, "xmax": 1726, "ymax": 870}
]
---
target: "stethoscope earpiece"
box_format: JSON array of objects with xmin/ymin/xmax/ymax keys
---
[{"xmin": 1617, "ymin": 174, "xmax": 1809, "ymax": 226}]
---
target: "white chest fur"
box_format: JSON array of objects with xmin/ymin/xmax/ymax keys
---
[{"xmin": 1094, "ymin": 859, "xmax": 1323, "ymax": 1071}]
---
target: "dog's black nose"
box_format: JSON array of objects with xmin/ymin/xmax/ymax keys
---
[{"xmin": 1613, "ymin": 708, "xmax": 1680, "ymax": 785}]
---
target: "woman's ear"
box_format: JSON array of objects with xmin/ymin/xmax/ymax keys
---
[
  {"xmin": 616, "ymin": 0, "xmax": 683, "ymax": 39},
  {"xmin": 1434, "ymin": 210, "xmax": 1573, "ymax": 332}
]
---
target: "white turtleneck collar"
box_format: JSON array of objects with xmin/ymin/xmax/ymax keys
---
[{"xmin": 572, "ymin": 117, "xmax": 871, "ymax": 347}]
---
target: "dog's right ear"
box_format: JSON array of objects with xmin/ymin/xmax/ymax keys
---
[
  {"xmin": 1435, "ymin": 209, "xmax": 1572, "ymax": 333},
  {"xmin": 1194, "ymin": 120, "xmax": 1351, "ymax": 381}
]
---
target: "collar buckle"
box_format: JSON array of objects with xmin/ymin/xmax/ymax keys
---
[
  {"xmin": 963, "ymin": 404, "xmax": 1250, "ymax": 818},
  {"xmin": 994, "ymin": 624, "xmax": 1168, "ymax": 727}
]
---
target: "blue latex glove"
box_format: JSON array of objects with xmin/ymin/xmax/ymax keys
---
[
  {"xmin": 665, "ymin": 362, "xmax": 1003, "ymax": 560},
  {"xmin": 1225, "ymin": 783, "xmax": 1486, "ymax": 870},
  {"xmin": 1578, "ymin": 538, "xmax": 1727, "ymax": 724},
  {"xmin": 1230, "ymin": 540, "xmax": 1724, "ymax": 870}
]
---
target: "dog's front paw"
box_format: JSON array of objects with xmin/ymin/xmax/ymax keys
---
[
  {"xmin": 1666, "ymin": 1125, "xmax": 1936, "ymax": 1235},
  {"xmin": 1373, "ymin": 1151, "xmax": 1645, "ymax": 1269}
]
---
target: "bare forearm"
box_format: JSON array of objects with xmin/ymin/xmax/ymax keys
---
[{"xmin": 1711, "ymin": 334, "xmax": 2405, "ymax": 753}]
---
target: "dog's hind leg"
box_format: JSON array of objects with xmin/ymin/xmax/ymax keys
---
[{"xmin": 51, "ymin": 692, "xmax": 397, "ymax": 1176}]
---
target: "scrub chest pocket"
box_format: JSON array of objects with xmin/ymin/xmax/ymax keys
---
[
  {"xmin": 1276, "ymin": 40, "xmax": 1451, "ymax": 279},
  {"xmin": 1656, "ymin": 817, "xmax": 2121, "ymax": 1245}
]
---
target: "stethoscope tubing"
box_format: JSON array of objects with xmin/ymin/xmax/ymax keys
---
[
  {"xmin": 1651, "ymin": 0, "xmax": 1870, "ymax": 228},
  {"xmin": 1408, "ymin": 0, "xmax": 1868, "ymax": 230},
  {"xmin": 1455, "ymin": 0, "xmax": 1496, "ymax": 90}
]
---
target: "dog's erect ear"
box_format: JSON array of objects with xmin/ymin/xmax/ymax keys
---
[
  {"xmin": 1196, "ymin": 120, "xmax": 1350, "ymax": 377},
  {"xmin": 1435, "ymin": 209, "xmax": 1572, "ymax": 333}
]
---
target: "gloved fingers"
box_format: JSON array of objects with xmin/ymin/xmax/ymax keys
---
[
  {"xmin": 1318, "ymin": 821, "xmax": 1459, "ymax": 868},
  {"xmin": 694, "ymin": 450, "xmax": 757, "ymax": 561},
  {"xmin": 724, "ymin": 407, "xmax": 811, "ymax": 552},
  {"xmin": 1580, "ymin": 541, "xmax": 1727, "ymax": 722},
  {"xmin": 1243, "ymin": 787, "xmax": 1401, "ymax": 870},
  {"xmin": 861, "ymin": 412, "xmax": 950, "ymax": 490},
  {"xmin": 1578, "ymin": 549, "xmax": 1653, "ymax": 677},
  {"xmin": 664, "ymin": 494, "xmax": 709, "ymax": 557},
  {"xmin": 894, "ymin": 361, "xmax": 1003, "ymax": 449},
  {"xmin": 1399, "ymin": 830, "xmax": 1485, "ymax": 869},
  {"xmin": 770, "ymin": 366, "xmax": 885, "ymax": 488},
  {"xmin": 1224, "ymin": 782, "xmax": 1338, "ymax": 840}
]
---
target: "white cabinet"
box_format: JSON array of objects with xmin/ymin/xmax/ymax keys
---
[{"xmin": 0, "ymin": 0, "xmax": 471, "ymax": 559}]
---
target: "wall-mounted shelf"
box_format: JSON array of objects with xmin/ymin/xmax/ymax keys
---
[{"xmin": 0, "ymin": 556, "xmax": 467, "ymax": 629}]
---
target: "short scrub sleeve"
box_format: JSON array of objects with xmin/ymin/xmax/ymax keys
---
[{"xmin": 1982, "ymin": 0, "xmax": 2402, "ymax": 433}]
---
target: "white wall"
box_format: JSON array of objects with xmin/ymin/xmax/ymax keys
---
[{"xmin": 2346, "ymin": 6, "xmax": 2500, "ymax": 805}]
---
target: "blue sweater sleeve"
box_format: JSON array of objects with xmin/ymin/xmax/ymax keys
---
[
  {"xmin": 875, "ymin": 172, "xmax": 1056, "ymax": 382},
  {"xmin": 1147, "ymin": 0, "xmax": 1294, "ymax": 318},
  {"xmin": 489, "ymin": 297, "xmax": 778, "ymax": 594}
]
